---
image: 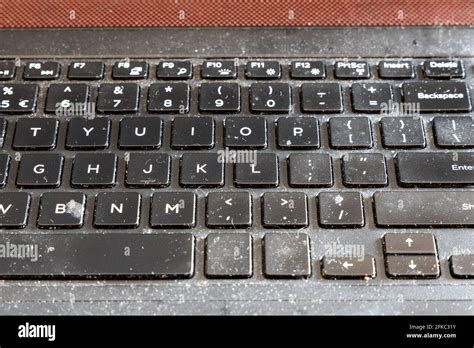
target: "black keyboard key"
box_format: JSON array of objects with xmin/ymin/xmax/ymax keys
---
[
  {"xmin": 13, "ymin": 118, "xmax": 59, "ymax": 150},
  {"xmin": 277, "ymin": 117, "xmax": 319, "ymax": 149},
  {"xmin": 0, "ymin": 233, "xmax": 195, "ymax": 279},
  {"xmin": 0, "ymin": 84, "xmax": 38, "ymax": 113},
  {"xmin": 433, "ymin": 116, "xmax": 474, "ymax": 148},
  {"xmin": 206, "ymin": 192, "xmax": 252, "ymax": 228},
  {"xmin": 321, "ymin": 256, "xmax": 376, "ymax": 279},
  {"xmin": 301, "ymin": 83, "xmax": 343, "ymax": 113},
  {"xmin": 66, "ymin": 117, "xmax": 110, "ymax": 150},
  {"xmin": 423, "ymin": 59, "xmax": 464, "ymax": 79},
  {"xmin": 383, "ymin": 233, "xmax": 437, "ymax": 255},
  {"xmin": 380, "ymin": 117, "xmax": 426, "ymax": 148},
  {"xmin": 206, "ymin": 233, "xmax": 252, "ymax": 278},
  {"xmin": 0, "ymin": 154, "xmax": 10, "ymax": 187},
  {"xmin": 125, "ymin": 153, "xmax": 170, "ymax": 188},
  {"xmin": 396, "ymin": 152, "xmax": 474, "ymax": 187},
  {"xmin": 342, "ymin": 153, "xmax": 387, "ymax": 187},
  {"xmin": 97, "ymin": 83, "xmax": 139, "ymax": 113},
  {"xmin": 263, "ymin": 233, "xmax": 310, "ymax": 279},
  {"xmin": 37, "ymin": 192, "xmax": 86, "ymax": 229},
  {"xmin": 402, "ymin": 81, "xmax": 471, "ymax": 112},
  {"xmin": 262, "ymin": 192, "xmax": 308, "ymax": 228},
  {"xmin": 288, "ymin": 153, "xmax": 333, "ymax": 187},
  {"xmin": 0, "ymin": 61, "xmax": 16, "ymax": 80},
  {"xmin": 23, "ymin": 61, "xmax": 60, "ymax": 80},
  {"xmin": 374, "ymin": 191, "xmax": 474, "ymax": 227},
  {"xmin": 386, "ymin": 255, "xmax": 440, "ymax": 279},
  {"xmin": 378, "ymin": 60, "xmax": 414, "ymax": 79},
  {"xmin": 224, "ymin": 116, "xmax": 267, "ymax": 149},
  {"xmin": 157, "ymin": 60, "xmax": 192, "ymax": 80},
  {"xmin": 180, "ymin": 153, "xmax": 224, "ymax": 187},
  {"xmin": 112, "ymin": 61, "xmax": 148, "ymax": 79},
  {"xmin": 234, "ymin": 153, "xmax": 278, "ymax": 188},
  {"xmin": 290, "ymin": 61, "xmax": 325, "ymax": 79},
  {"xmin": 172, "ymin": 117, "xmax": 214, "ymax": 149},
  {"xmin": 16, "ymin": 153, "xmax": 63, "ymax": 188},
  {"xmin": 450, "ymin": 255, "xmax": 474, "ymax": 278},
  {"xmin": 334, "ymin": 61, "xmax": 370, "ymax": 79},
  {"xmin": 45, "ymin": 84, "xmax": 89, "ymax": 113},
  {"xmin": 94, "ymin": 192, "xmax": 141, "ymax": 228},
  {"xmin": 71, "ymin": 153, "xmax": 117, "ymax": 188},
  {"xmin": 148, "ymin": 83, "xmax": 190, "ymax": 113},
  {"xmin": 201, "ymin": 60, "xmax": 237, "ymax": 79},
  {"xmin": 351, "ymin": 83, "xmax": 393, "ymax": 112},
  {"xmin": 0, "ymin": 192, "xmax": 30, "ymax": 228},
  {"xmin": 318, "ymin": 192, "xmax": 364, "ymax": 228},
  {"xmin": 0, "ymin": 118, "xmax": 5, "ymax": 148},
  {"xmin": 119, "ymin": 117, "xmax": 162, "ymax": 150},
  {"xmin": 199, "ymin": 83, "xmax": 240, "ymax": 113},
  {"xmin": 246, "ymin": 61, "xmax": 281, "ymax": 79},
  {"xmin": 68, "ymin": 61, "xmax": 104, "ymax": 80},
  {"xmin": 250, "ymin": 83, "xmax": 290, "ymax": 113},
  {"xmin": 329, "ymin": 117, "xmax": 373, "ymax": 149},
  {"xmin": 150, "ymin": 192, "xmax": 196, "ymax": 228}
]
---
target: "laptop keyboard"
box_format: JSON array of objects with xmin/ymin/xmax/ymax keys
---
[{"xmin": 0, "ymin": 58, "xmax": 473, "ymax": 280}]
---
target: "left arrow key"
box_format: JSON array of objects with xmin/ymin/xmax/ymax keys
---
[{"xmin": 321, "ymin": 256, "xmax": 376, "ymax": 279}]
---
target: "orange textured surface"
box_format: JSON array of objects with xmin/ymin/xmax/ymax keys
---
[{"xmin": 0, "ymin": 0, "xmax": 473, "ymax": 28}]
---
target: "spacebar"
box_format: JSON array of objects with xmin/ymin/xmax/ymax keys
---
[
  {"xmin": 374, "ymin": 191, "xmax": 474, "ymax": 227},
  {"xmin": 0, "ymin": 233, "xmax": 194, "ymax": 279}
]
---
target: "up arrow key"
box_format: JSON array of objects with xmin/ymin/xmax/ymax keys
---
[{"xmin": 383, "ymin": 233, "xmax": 437, "ymax": 255}]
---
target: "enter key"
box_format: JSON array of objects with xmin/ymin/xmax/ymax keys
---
[{"xmin": 396, "ymin": 152, "xmax": 474, "ymax": 187}]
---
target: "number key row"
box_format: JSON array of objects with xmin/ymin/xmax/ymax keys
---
[{"xmin": 0, "ymin": 80, "xmax": 470, "ymax": 114}]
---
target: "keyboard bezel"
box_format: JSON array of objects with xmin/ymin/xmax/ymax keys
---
[{"xmin": 0, "ymin": 26, "xmax": 472, "ymax": 315}]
